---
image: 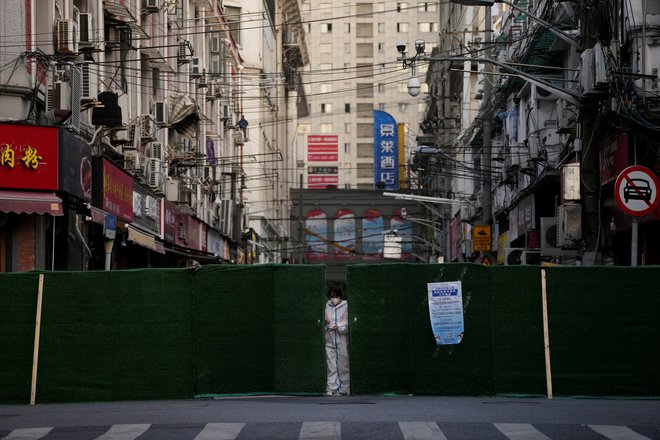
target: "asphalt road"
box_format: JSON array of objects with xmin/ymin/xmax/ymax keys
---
[{"xmin": 1, "ymin": 395, "xmax": 659, "ymax": 439}]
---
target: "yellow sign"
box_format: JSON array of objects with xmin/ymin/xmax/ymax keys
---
[{"xmin": 472, "ymin": 225, "xmax": 492, "ymax": 252}]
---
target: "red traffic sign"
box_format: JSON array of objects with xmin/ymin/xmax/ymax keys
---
[{"xmin": 614, "ymin": 165, "xmax": 660, "ymax": 217}]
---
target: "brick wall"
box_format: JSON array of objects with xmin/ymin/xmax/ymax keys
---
[{"xmin": 16, "ymin": 216, "xmax": 35, "ymax": 271}]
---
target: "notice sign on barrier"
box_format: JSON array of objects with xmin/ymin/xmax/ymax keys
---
[{"xmin": 427, "ymin": 281, "xmax": 464, "ymax": 345}]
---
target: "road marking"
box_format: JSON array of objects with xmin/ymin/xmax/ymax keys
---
[
  {"xmin": 193, "ymin": 423, "xmax": 245, "ymax": 440},
  {"xmin": 299, "ymin": 421, "xmax": 341, "ymax": 440},
  {"xmin": 589, "ymin": 425, "xmax": 652, "ymax": 440},
  {"xmin": 1, "ymin": 427, "xmax": 52, "ymax": 440},
  {"xmin": 95, "ymin": 424, "xmax": 150, "ymax": 440},
  {"xmin": 399, "ymin": 422, "xmax": 448, "ymax": 440},
  {"xmin": 494, "ymin": 423, "xmax": 552, "ymax": 439}
]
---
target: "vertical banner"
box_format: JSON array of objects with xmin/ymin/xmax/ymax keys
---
[
  {"xmin": 305, "ymin": 209, "xmax": 328, "ymax": 261},
  {"xmin": 373, "ymin": 111, "xmax": 399, "ymax": 190},
  {"xmin": 427, "ymin": 281, "xmax": 464, "ymax": 345}
]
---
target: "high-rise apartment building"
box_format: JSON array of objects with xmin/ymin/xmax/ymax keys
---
[{"xmin": 299, "ymin": 1, "xmax": 440, "ymax": 190}]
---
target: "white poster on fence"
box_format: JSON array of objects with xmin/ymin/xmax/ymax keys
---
[{"xmin": 427, "ymin": 281, "xmax": 464, "ymax": 345}]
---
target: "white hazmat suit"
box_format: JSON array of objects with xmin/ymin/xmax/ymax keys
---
[{"xmin": 325, "ymin": 298, "xmax": 350, "ymax": 395}]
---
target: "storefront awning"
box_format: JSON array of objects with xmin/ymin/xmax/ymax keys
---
[
  {"xmin": 127, "ymin": 225, "xmax": 164, "ymax": 253},
  {"xmin": 0, "ymin": 191, "xmax": 63, "ymax": 216}
]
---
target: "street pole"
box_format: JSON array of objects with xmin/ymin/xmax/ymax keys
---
[{"xmin": 482, "ymin": 7, "xmax": 493, "ymax": 229}]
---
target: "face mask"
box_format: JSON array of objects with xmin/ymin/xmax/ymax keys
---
[{"xmin": 330, "ymin": 297, "xmax": 341, "ymax": 305}]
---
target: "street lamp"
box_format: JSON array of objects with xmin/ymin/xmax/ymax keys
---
[{"xmin": 450, "ymin": 0, "xmax": 581, "ymax": 49}]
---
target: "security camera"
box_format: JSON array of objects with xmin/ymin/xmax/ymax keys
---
[
  {"xmin": 396, "ymin": 40, "xmax": 407, "ymax": 54},
  {"xmin": 414, "ymin": 39, "xmax": 426, "ymax": 55},
  {"xmin": 407, "ymin": 77, "xmax": 421, "ymax": 97}
]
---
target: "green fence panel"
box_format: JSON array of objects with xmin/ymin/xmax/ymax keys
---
[
  {"xmin": 348, "ymin": 263, "xmax": 495, "ymax": 396},
  {"xmin": 273, "ymin": 265, "xmax": 326, "ymax": 394},
  {"xmin": 36, "ymin": 269, "xmax": 194, "ymax": 403},
  {"xmin": 545, "ymin": 267, "xmax": 660, "ymax": 397},
  {"xmin": 0, "ymin": 273, "xmax": 42, "ymax": 403},
  {"xmin": 491, "ymin": 267, "xmax": 546, "ymax": 396},
  {"xmin": 193, "ymin": 265, "xmax": 276, "ymax": 395}
]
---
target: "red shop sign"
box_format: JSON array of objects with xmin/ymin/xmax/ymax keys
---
[{"xmin": 0, "ymin": 125, "xmax": 59, "ymax": 190}]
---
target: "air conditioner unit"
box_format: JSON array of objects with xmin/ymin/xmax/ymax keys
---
[
  {"xmin": 221, "ymin": 103, "xmax": 231, "ymax": 121},
  {"xmin": 504, "ymin": 248, "xmax": 524, "ymax": 265},
  {"xmin": 80, "ymin": 63, "xmax": 97, "ymax": 101},
  {"xmin": 56, "ymin": 18, "xmax": 78, "ymax": 54},
  {"xmin": 47, "ymin": 80, "xmax": 72, "ymax": 111},
  {"xmin": 197, "ymin": 72, "xmax": 208, "ymax": 89},
  {"xmin": 557, "ymin": 204, "xmax": 582, "ymax": 247},
  {"xmin": 154, "ymin": 101, "xmax": 167, "ymax": 124},
  {"xmin": 146, "ymin": 158, "xmax": 163, "ymax": 188},
  {"xmin": 165, "ymin": 179, "xmax": 180, "ymax": 202},
  {"xmin": 178, "ymin": 41, "xmax": 191, "ymax": 64},
  {"xmin": 148, "ymin": 141, "xmax": 164, "ymax": 161},
  {"xmin": 540, "ymin": 217, "xmax": 578, "ymax": 257},
  {"xmin": 190, "ymin": 57, "xmax": 202, "ymax": 78},
  {"xmin": 143, "ymin": 0, "xmax": 160, "ymax": 11},
  {"xmin": 78, "ymin": 13, "xmax": 95, "ymax": 49},
  {"xmin": 234, "ymin": 130, "xmax": 245, "ymax": 146},
  {"xmin": 531, "ymin": 84, "xmax": 557, "ymax": 101},
  {"xmin": 124, "ymin": 150, "xmax": 139, "ymax": 171}
]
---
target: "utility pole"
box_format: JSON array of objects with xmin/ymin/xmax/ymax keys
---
[{"xmin": 481, "ymin": 7, "xmax": 493, "ymax": 228}]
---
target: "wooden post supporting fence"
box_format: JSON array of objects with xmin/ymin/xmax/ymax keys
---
[
  {"xmin": 541, "ymin": 269, "xmax": 553, "ymax": 399},
  {"xmin": 30, "ymin": 274, "xmax": 45, "ymax": 406}
]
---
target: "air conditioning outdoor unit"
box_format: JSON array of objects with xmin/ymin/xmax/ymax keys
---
[
  {"xmin": 234, "ymin": 130, "xmax": 245, "ymax": 146},
  {"xmin": 146, "ymin": 158, "xmax": 163, "ymax": 188},
  {"xmin": 56, "ymin": 18, "xmax": 78, "ymax": 54},
  {"xmin": 540, "ymin": 217, "xmax": 579, "ymax": 257},
  {"xmin": 80, "ymin": 63, "xmax": 97, "ymax": 101},
  {"xmin": 221, "ymin": 103, "xmax": 231, "ymax": 121},
  {"xmin": 165, "ymin": 179, "xmax": 180, "ymax": 202},
  {"xmin": 178, "ymin": 41, "xmax": 191, "ymax": 64},
  {"xmin": 197, "ymin": 72, "xmax": 208, "ymax": 89},
  {"xmin": 532, "ymin": 84, "xmax": 557, "ymax": 101},
  {"xmin": 78, "ymin": 13, "xmax": 95, "ymax": 49},
  {"xmin": 219, "ymin": 199, "xmax": 233, "ymax": 236},
  {"xmin": 504, "ymin": 248, "xmax": 524, "ymax": 265},
  {"xmin": 557, "ymin": 204, "xmax": 582, "ymax": 247},
  {"xmin": 140, "ymin": 115, "xmax": 155, "ymax": 140},
  {"xmin": 47, "ymin": 79, "xmax": 72, "ymax": 112},
  {"xmin": 148, "ymin": 141, "xmax": 164, "ymax": 161}
]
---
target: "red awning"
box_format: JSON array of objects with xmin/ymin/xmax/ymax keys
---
[{"xmin": 0, "ymin": 190, "xmax": 64, "ymax": 216}]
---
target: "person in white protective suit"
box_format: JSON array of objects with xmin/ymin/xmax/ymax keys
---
[{"xmin": 324, "ymin": 286, "xmax": 350, "ymax": 396}]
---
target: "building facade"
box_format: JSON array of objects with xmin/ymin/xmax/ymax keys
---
[{"xmin": 0, "ymin": 0, "xmax": 308, "ymax": 271}]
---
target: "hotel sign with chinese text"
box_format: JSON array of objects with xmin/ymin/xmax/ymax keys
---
[
  {"xmin": 307, "ymin": 135, "xmax": 338, "ymax": 162},
  {"xmin": 373, "ymin": 110, "xmax": 399, "ymax": 190},
  {"xmin": 0, "ymin": 124, "xmax": 58, "ymax": 190}
]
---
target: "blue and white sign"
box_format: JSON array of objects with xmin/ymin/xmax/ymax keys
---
[
  {"xmin": 427, "ymin": 281, "xmax": 464, "ymax": 345},
  {"xmin": 373, "ymin": 110, "xmax": 399, "ymax": 190}
]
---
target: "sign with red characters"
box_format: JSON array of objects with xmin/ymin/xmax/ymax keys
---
[{"xmin": 0, "ymin": 125, "xmax": 59, "ymax": 190}]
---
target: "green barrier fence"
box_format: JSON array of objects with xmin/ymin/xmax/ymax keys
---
[{"xmin": 1, "ymin": 263, "xmax": 658, "ymax": 403}]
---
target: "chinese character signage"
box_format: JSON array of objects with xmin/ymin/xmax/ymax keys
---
[
  {"xmin": 92, "ymin": 157, "xmax": 133, "ymax": 222},
  {"xmin": 427, "ymin": 281, "xmax": 464, "ymax": 345},
  {"xmin": 472, "ymin": 225, "xmax": 492, "ymax": 252},
  {"xmin": 373, "ymin": 110, "xmax": 399, "ymax": 190},
  {"xmin": 307, "ymin": 135, "xmax": 338, "ymax": 162},
  {"xmin": 132, "ymin": 182, "xmax": 162, "ymax": 237},
  {"xmin": 0, "ymin": 124, "xmax": 58, "ymax": 190}
]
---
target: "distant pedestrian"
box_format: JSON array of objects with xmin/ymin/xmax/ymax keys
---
[{"xmin": 324, "ymin": 286, "xmax": 349, "ymax": 395}]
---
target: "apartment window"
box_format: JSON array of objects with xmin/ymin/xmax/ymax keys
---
[
  {"xmin": 378, "ymin": 23, "xmax": 385, "ymax": 33},
  {"xmin": 398, "ymin": 102, "xmax": 410, "ymax": 112},
  {"xmin": 397, "ymin": 2, "xmax": 409, "ymax": 12},
  {"xmin": 345, "ymin": 103, "xmax": 351, "ymax": 113},
  {"xmin": 356, "ymin": 83, "xmax": 374, "ymax": 98},
  {"xmin": 321, "ymin": 23, "xmax": 333, "ymax": 33},
  {"xmin": 377, "ymin": 43, "xmax": 385, "ymax": 54},
  {"xmin": 398, "ymin": 82, "xmax": 408, "ymax": 93},
  {"xmin": 345, "ymin": 23, "xmax": 351, "ymax": 33},
  {"xmin": 321, "ymin": 103, "xmax": 333, "ymax": 113},
  {"xmin": 344, "ymin": 143, "xmax": 351, "ymax": 153},
  {"xmin": 419, "ymin": 22, "xmax": 438, "ymax": 33},
  {"xmin": 345, "ymin": 123, "xmax": 351, "ymax": 133},
  {"xmin": 397, "ymin": 23, "xmax": 409, "ymax": 32},
  {"xmin": 224, "ymin": 6, "xmax": 241, "ymax": 45},
  {"xmin": 418, "ymin": 2, "xmax": 437, "ymax": 11},
  {"xmin": 378, "ymin": 83, "xmax": 385, "ymax": 93},
  {"xmin": 305, "ymin": 23, "xmax": 311, "ymax": 33},
  {"xmin": 376, "ymin": 3, "xmax": 385, "ymax": 12},
  {"xmin": 378, "ymin": 103, "xmax": 386, "ymax": 110},
  {"xmin": 298, "ymin": 123, "xmax": 311, "ymax": 133},
  {"xmin": 356, "ymin": 23, "xmax": 373, "ymax": 38},
  {"xmin": 356, "ymin": 43, "xmax": 373, "ymax": 57},
  {"xmin": 321, "ymin": 123, "xmax": 333, "ymax": 133},
  {"xmin": 320, "ymin": 83, "xmax": 333, "ymax": 93},
  {"xmin": 357, "ymin": 143, "xmax": 373, "ymax": 158},
  {"xmin": 357, "ymin": 103, "xmax": 373, "ymax": 117},
  {"xmin": 378, "ymin": 63, "xmax": 386, "ymax": 73},
  {"xmin": 418, "ymin": 102, "xmax": 426, "ymax": 112},
  {"xmin": 357, "ymin": 123, "xmax": 373, "ymax": 137}
]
